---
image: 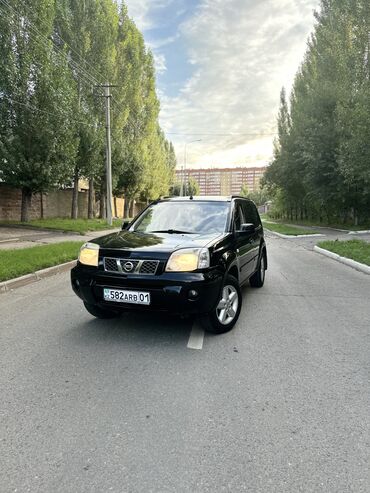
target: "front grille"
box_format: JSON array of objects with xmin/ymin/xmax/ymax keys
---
[
  {"xmin": 103, "ymin": 257, "xmax": 159, "ymax": 276},
  {"xmin": 139, "ymin": 260, "xmax": 159, "ymax": 275},
  {"xmin": 104, "ymin": 258, "xmax": 119, "ymax": 272}
]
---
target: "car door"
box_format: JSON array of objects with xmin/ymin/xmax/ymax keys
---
[
  {"xmin": 241, "ymin": 199, "xmax": 261, "ymax": 274},
  {"xmin": 233, "ymin": 200, "xmax": 255, "ymax": 283}
]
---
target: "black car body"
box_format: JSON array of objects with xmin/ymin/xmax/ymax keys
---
[{"xmin": 71, "ymin": 196, "xmax": 267, "ymax": 333}]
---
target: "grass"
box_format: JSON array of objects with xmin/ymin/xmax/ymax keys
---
[
  {"xmin": 263, "ymin": 221, "xmax": 319, "ymax": 236},
  {"xmin": 317, "ymin": 239, "xmax": 370, "ymax": 266},
  {"xmin": 0, "ymin": 241, "xmax": 84, "ymax": 282},
  {"xmin": 0, "ymin": 218, "xmax": 123, "ymax": 235}
]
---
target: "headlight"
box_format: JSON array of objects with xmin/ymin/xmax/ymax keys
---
[
  {"xmin": 78, "ymin": 242, "xmax": 99, "ymax": 267},
  {"xmin": 165, "ymin": 248, "xmax": 210, "ymax": 272}
]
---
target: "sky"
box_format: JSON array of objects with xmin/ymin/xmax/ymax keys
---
[{"xmin": 124, "ymin": 0, "xmax": 320, "ymax": 169}]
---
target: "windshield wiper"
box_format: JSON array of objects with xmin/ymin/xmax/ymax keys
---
[{"xmin": 149, "ymin": 229, "xmax": 196, "ymax": 235}]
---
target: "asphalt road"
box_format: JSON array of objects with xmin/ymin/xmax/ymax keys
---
[{"xmin": 1, "ymin": 235, "xmax": 369, "ymax": 493}]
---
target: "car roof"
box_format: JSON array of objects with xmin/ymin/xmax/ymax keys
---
[{"xmin": 159, "ymin": 195, "xmax": 252, "ymax": 202}]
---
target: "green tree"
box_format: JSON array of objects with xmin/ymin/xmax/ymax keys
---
[
  {"xmin": 0, "ymin": 0, "xmax": 78, "ymax": 221},
  {"xmin": 335, "ymin": 0, "xmax": 370, "ymax": 223},
  {"xmin": 112, "ymin": 7, "xmax": 175, "ymax": 215},
  {"xmin": 55, "ymin": 0, "xmax": 118, "ymax": 219},
  {"xmin": 240, "ymin": 183, "xmax": 249, "ymax": 197},
  {"xmin": 186, "ymin": 177, "xmax": 200, "ymax": 196},
  {"xmin": 265, "ymin": 0, "xmax": 370, "ymax": 225},
  {"xmin": 170, "ymin": 177, "xmax": 199, "ymax": 196},
  {"xmin": 0, "ymin": 0, "xmax": 175, "ymax": 223}
]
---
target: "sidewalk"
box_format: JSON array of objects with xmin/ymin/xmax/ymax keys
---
[
  {"xmin": 0, "ymin": 226, "xmax": 119, "ymax": 250},
  {"xmin": 266, "ymin": 220, "xmax": 370, "ymax": 242}
]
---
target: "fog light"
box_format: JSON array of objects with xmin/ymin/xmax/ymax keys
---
[{"xmin": 188, "ymin": 289, "xmax": 199, "ymax": 299}]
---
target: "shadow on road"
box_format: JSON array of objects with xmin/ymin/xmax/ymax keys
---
[{"xmin": 67, "ymin": 310, "xmax": 194, "ymax": 350}]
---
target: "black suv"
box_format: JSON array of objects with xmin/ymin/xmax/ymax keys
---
[{"xmin": 71, "ymin": 196, "xmax": 267, "ymax": 334}]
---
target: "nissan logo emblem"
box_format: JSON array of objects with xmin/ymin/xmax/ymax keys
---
[{"xmin": 123, "ymin": 261, "xmax": 134, "ymax": 273}]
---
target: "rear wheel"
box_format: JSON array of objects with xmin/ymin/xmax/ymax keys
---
[
  {"xmin": 83, "ymin": 302, "xmax": 119, "ymax": 319},
  {"xmin": 250, "ymin": 249, "xmax": 266, "ymax": 288},
  {"xmin": 199, "ymin": 275, "xmax": 242, "ymax": 334}
]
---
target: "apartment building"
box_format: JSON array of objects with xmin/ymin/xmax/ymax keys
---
[{"xmin": 175, "ymin": 166, "xmax": 267, "ymax": 196}]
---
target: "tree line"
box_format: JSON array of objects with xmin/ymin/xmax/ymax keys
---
[
  {"xmin": 264, "ymin": 0, "xmax": 370, "ymax": 225},
  {"xmin": 0, "ymin": 0, "xmax": 176, "ymax": 221}
]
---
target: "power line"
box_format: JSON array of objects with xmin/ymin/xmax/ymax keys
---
[
  {"xmin": 0, "ymin": 0, "xmax": 172, "ymax": 143},
  {"xmin": 1, "ymin": 94, "xmax": 102, "ymax": 128},
  {"xmin": 0, "ymin": 0, "xmax": 99, "ymax": 85},
  {"xmin": 0, "ymin": 0, "xmax": 143, "ymax": 137},
  {"xmin": 0, "ymin": 0, "xmax": 102, "ymax": 88},
  {"xmin": 51, "ymin": 34, "xmax": 106, "ymax": 87}
]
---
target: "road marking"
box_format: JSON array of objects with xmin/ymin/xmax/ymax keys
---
[
  {"xmin": 0, "ymin": 238, "xmax": 19, "ymax": 243},
  {"xmin": 187, "ymin": 323, "xmax": 204, "ymax": 350}
]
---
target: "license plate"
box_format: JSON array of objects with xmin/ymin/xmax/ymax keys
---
[{"xmin": 103, "ymin": 288, "xmax": 151, "ymax": 305}]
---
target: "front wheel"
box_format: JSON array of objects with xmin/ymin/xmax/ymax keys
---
[
  {"xmin": 83, "ymin": 302, "xmax": 119, "ymax": 319},
  {"xmin": 199, "ymin": 275, "xmax": 242, "ymax": 334}
]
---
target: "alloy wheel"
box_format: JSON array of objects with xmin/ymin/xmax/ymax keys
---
[{"xmin": 216, "ymin": 285, "xmax": 239, "ymax": 325}]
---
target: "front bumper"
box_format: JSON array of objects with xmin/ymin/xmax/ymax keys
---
[{"xmin": 71, "ymin": 264, "xmax": 223, "ymax": 315}]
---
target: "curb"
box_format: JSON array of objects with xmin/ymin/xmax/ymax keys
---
[
  {"xmin": 0, "ymin": 223, "xmax": 75, "ymax": 234},
  {"xmin": 266, "ymin": 229, "xmax": 325, "ymax": 239},
  {"xmin": 0, "ymin": 260, "xmax": 77, "ymax": 293},
  {"xmin": 348, "ymin": 230, "xmax": 370, "ymax": 235},
  {"xmin": 314, "ymin": 246, "xmax": 370, "ymax": 275}
]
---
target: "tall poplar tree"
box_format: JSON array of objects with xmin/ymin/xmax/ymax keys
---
[
  {"xmin": 55, "ymin": 0, "xmax": 118, "ymax": 219},
  {"xmin": 0, "ymin": 0, "xmax": 78, "ymax": 221},
  {"xmin": 0, "ymin": 0, "xmax": 176, "ymax": 221},
  {"xmin": 265, "ymin": 0, "xmax": 370, "ymax": 224}
]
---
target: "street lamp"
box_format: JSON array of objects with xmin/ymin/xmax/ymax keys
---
[{"xmin": 181, "ymin": 139, "xmax": 202, "ymax": 196}]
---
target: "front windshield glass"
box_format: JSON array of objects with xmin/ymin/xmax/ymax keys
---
[{"xmin": 132, "ymin": 201, "xmax": 230, "ymax": 234}]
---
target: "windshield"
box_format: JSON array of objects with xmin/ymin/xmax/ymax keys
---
[{"xmin": 132, "ymin": 201, "xmax": 230, "ymax": 235}]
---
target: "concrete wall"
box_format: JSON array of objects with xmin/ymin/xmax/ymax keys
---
[
  {"xmin": 0, "ymin": 184, "xmax": 146, "ymax": 220},
  {"xmin": 0, "ymin": 185, "xmax": 91, "ymax": 220}
]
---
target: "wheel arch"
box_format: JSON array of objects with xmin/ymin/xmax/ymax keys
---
[
  {"xmin": 220, "ymin": 250, "xmax": 240, "ymax": 283},
  {"xmin": 260, "ymin": 240, "xmax": 268, "ymax": 270},
  {"xmin": 228, "ymin": 264, "xmax": 239, "ymax": 281}
]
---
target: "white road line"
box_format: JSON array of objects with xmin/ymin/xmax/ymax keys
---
[
  {"xmin": 187, "ymin": 323, "xmax": 205, "ymax": 350},
  {"xmin": 0, "ymin": 238, "xmax": 19, "ymax": 243}
]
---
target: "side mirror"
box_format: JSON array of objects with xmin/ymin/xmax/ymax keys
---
[
  {"xmin": 239, "ymin": 223, "xmax": 255, "ymax": 234},
  {"xmin": 122, "ymin": 221, "xmax": 130, "ymax": 230}
]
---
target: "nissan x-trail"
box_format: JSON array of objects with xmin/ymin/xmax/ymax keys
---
[{"xmin": 71, "ymin": 196, "xmax": 267, "ymax": 334}]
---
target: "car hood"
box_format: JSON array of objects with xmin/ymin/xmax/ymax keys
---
[{"xmin": 91, "ymin": 230, "xmax": 223, "ymax": 252}]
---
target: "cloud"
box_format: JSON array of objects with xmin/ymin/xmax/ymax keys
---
[
  {"xmin": 124, "ymin": 0, "xmax": 175, "ymax": 31},
  {"xmin": 148, "ymin": 34, "xmax": 180, "ymax": 50},
  {"xmin": 126, "ymin": 0, "xmax": 320, "ymax": 168},
  {"xmin": 124, "ymin": 0, "xmax": 153, "ymax": 31},
  {"xmin": 153, "ymin": 53, "xmax": 167, "ymax": 74}
]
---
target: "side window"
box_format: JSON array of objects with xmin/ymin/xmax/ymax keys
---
[
  {"xmin": 233, "ymin": 203, "xmax": 244, "ymax": 231},
  {"xmin": 241, "ymin": 201, "xmax": 260, "ymax": 227},
  {"xmin": 254, "ymin": 205, "xmax": 262, "ymax": 227}
]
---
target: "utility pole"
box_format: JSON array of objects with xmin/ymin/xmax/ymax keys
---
[
  {"xmin": 95, "ymin": 83, "xmax": 118, "ymax": 226},
  {"xmin": 104, "ymin": 83, "xmax": 113, "ymax": 226}
]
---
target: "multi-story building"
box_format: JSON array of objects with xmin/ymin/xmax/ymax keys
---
[{"xmin": 175, "ymin": 166, "xmax": 267, "ymax": 196}]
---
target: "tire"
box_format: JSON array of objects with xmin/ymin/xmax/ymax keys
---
[
  {"xmin": 199, "ymin": 275, "xmax": 242, "ymax": 334},
  {"xmin": 250, "ymin": 249, "xmax": 266, "ymax": 288},
  {"xmin": 83, "ymin": 302, "xmax": 119, "ymax": 319}
]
